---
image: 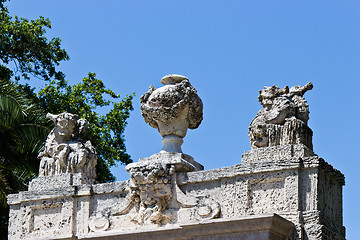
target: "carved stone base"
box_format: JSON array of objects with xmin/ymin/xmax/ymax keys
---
[
  {"xmin": 29, "ymin": 173, "xmax": 95, "ymax": 191},
  {"xmin": 129, "ymin": 152, "xmax": 204, "ymax": 172},
  {"xmin": 241, "ymin": 144, "xmax": 314, "ymax": 163},
  {"xmin": 123, "ymin": 152, "xmax": 205, "ymax": 226}
]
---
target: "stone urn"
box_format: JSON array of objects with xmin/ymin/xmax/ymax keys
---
[{"xmin": 140, "ymin": 74, "xmax": 203, "ymax": 153}]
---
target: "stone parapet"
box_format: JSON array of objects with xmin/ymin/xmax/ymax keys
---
[
  {"xmin": 241, "ymin": 144, "xmax": 314, "ymax": 163},
  {"xmin": 178, "ymin": 156, "xmax": 344, "ymax": 185},
  {"xmin": 7, "ymin": 81, "xmax": 345, "ymax": 240},
  {"xmin": 8, "ymin": 154, "xmax": 345, "ymax": 240}
]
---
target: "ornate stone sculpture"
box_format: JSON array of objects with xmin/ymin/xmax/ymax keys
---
[
  {"xmin": 38, "ymin": 112, "xmax": 97, "ymax": 179},
  {"xmin": 249, "ymin": 82, "xmax": 313, "ymax": 150},
  {"xmin": 114, "ymin": 158, "xmax": 219, "ymax": 226},
  {"xmin": 127, "ymin": 162, "xmax": 175, "ymax": 225},
  {"xmin": 106, "ymin": 74, "xmax": 216, "ymax": 227},
  {"xmin": 140, "ymin": 74, "xmax": 203, "ymax": 153},
  {"xmin": 8, "ymin": 81, "xmax": 346, "ymax": 240}
]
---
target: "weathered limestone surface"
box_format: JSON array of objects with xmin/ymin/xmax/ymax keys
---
[
  {"xmin": 7, "ymin": 81, "xmax": 345, "ymax": 240},
  {"xmin": 72, "ymin": 214, "xmax": 293, "ymax": 240},
  {"xmin": 140, "ymin": 74, "xmax": 203, "ymax": 153},
  {"xmin": 38, "ymin": 112, "xmax": 97, "ymax": 180},
  {"xmin": 249, "ymin": 83, "xmax": 313, "ymax": 150},
  {"xmin": 28, "ymin": 173, "xmax": 95, "ymax": 192},
  {"xmin": 7, "ymin": 153, "xmax": 344, "ymax": 240},
  {"xmin": 242, "ymin": 144, "xmax": 314, "ymax": 163}
]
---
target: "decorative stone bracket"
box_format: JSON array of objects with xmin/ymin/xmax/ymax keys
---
[{"xmin": 87, "ymin": 153, "xmax": 220, "ymax": 230}]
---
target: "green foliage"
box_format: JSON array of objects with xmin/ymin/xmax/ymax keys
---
[
  {"xmin": 36, "ymin": 73, "xmax": 134, "ymax": 182},
  {"xmin": 0, "ymin": 0, "xmax": 134, "ymax": 182},
  {"xmin": 0, "ymin": 1, "xmax": 134, "ymax": 237},
  {"xmin": 0, "ymin": 79, "xmax": 51, "ymax": 200},
  {"xmin": 0, "ymin": 1, "xmax": 69, "ymax": 81},
  {"xmin": 0, "ymin": 79, "xmax": 52, "ymax": 238}
]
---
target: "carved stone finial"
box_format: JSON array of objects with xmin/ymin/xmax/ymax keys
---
[
  {"xmin": 120, "ymin": 76, "xmax": 206, "ymax": 226},
  {"xmin": 140, "ymin": 74, "xmax": 203, "ymax": 153},
  {"xmin": 38, "ymin": 112, "xmax": 97, "ymax": 179},
  {"xmin": 249, "ymin": 82, "xmax": 313, "ymax": 150}
]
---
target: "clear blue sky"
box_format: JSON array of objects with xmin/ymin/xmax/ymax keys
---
[{"xmin": 7, "ymin": 0, "xmax": 360, "ymax": 238}]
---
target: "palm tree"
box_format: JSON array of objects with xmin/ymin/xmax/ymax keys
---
[{"xmin": 0, "ymin": 79, "xmax": 51, "ymax": 238}]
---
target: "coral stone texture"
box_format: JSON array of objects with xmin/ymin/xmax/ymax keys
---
[
  {"xmin": 38, "ymin": 112, "xmax": 97, "ymax": 180},
  {"xmin": 249, "ymin": 82, "xmax": 313, "ymax": 150},
  {"xmin": 8, "ymin": 81, "xmax": 345, "ymax": 240},
  {"xmin": 140, "ymin": 74, "xmax": 203, "ymax": 153}
]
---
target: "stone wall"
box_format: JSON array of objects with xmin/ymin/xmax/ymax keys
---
[
  {"xmin": 7, "ymin": 80, "xmax": 346, "ymax": 240},
  {"xmin": 8, "ymin": 146, "xmax": 345, "ymax": 240}
]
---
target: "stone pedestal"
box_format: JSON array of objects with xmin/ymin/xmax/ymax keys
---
[
  {"xmin": 28, "ymin": 173, "xmax": 96, "ymax": 191},
  {"xmin": 129, "ymin": 152, "xmax": 204, "ymax": 172},
  {"xmin": 241, "ymin": 144, "xmax": 314, "ymax": 163}
]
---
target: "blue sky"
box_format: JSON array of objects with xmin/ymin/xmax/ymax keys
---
[{"xmin": 7, "ymin": 0, "xmax": 360, "ymax": 238}]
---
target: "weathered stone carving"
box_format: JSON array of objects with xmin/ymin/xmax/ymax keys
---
[
  {"xmin": 119, "ymin": 156, "xmax": 220, "ymax": 226},
  {"xmin": 126, "ymin": 162, "xmax": 175, "ymax": 225},
  {"xmin": 38, "ymin": 112, "xmax": 97, "ymax": 179},
  {"xmin": 84, "ymin": 153, "xmax": 218, "ymax": 230},
  {"xmin": 140, "ymin": 74, "xmax": 203, "ymax": 153},
  {"xmin": 85, "ymin": 75, "xmax": 208, "ymax": 229},
  {"xmin": 89, "ymin": 215, "xmax": 110, "ymax": 232},
  {"xmin": 7, "ymin": 81, "xmax": 345, "ymax": 240},
  {"xmin": 194, "ymin": 198, "xmax": 221, "ymax": 220},
  {"xmin": 249, "ymin": 82, "xmax": 313, "ymax": 150}
]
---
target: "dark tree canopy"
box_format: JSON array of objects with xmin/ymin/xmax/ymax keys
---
[{"xmin": 0, "ymin": 0, "xmax": 69, "ymax": 81}]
